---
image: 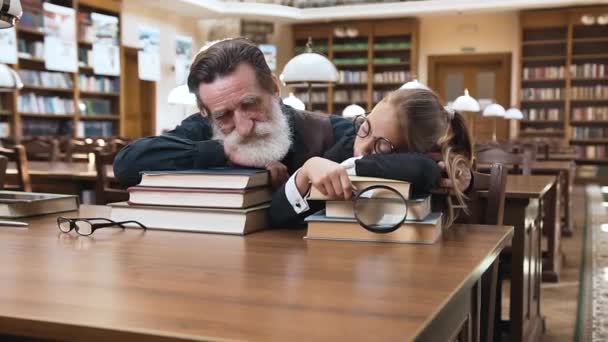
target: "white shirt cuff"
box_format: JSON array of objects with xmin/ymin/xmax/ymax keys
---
[
  {"xmin": 285, "ymin": 170, "xmax": 310, "ymax": 214},
  {"xmin": 340, "ymin": 156, "xmax": 362, "ymax": 176}
]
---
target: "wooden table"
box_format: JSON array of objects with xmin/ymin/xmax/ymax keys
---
[
  {"xmin": 479, "ymin": 161, "xmax": 574, "ymax": 236},
  {"xmin": 0, "ymin": 205, "xmax": 513, "ymax": 342},
  {"xmin": 480, "ymin": 175, "xmax": 555, "ymax": 342},
  {"xmin": 6, "ymin": 161, "xmax": 115, "ymax": 202}
]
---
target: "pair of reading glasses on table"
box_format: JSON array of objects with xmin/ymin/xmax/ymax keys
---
[{"xmin": 57, "ymin": 217, "xmax": 147, "ymax": 236}]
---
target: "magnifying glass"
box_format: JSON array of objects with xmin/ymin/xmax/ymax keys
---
[{"xmin": 353, "ymin": 185, "xmax": 408, "ymax": 234}]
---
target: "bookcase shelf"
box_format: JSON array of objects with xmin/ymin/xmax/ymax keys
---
[
  {"xmin": 292, "ymin": 18, "xmax": 418, "ymax": 114},
  {"xmin": 3, "ymin": 0, "xmax": 125, "ymax": 140},
  {"xmin": 519, "ymin": 6, "xmax": 608, "ymax": 163},
  {"xmin": 520, "ymin": 120, "xmax": 563, "ymax": 124}
]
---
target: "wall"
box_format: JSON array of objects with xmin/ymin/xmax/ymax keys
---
[
  {"xmin": 122, "ymin": 3, "xmax": 201, "ymax": 134},
  {"xmin": 417, "ymin": 11, "xmax": 520, "ymax": 105}
]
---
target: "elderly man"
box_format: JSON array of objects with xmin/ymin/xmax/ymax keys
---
[{"xmin": 114, "ymin": 38, "xmax": 353, "ymax": 188}]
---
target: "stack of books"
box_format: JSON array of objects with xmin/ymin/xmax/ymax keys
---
[
  {"xmin": 110, "ymin": 169, "xmax": 272, "ymax": 235},
  {"xmin": 305, "ymin": 176, "xmax": 442, "ymax": 244}
]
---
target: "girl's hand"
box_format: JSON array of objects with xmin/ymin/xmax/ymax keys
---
[{"xmin": 296, "ymin": 157, "xmax": 353, "ymax": 199}]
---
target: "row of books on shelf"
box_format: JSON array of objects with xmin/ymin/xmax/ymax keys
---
[
  {"xmin": 79, "ymin": 75, "xmax": 119, "ymax": 93},
  {"xmin": 570, "ymin": 64, "xmax": 607, "ymax": 79},
  {"xmin": 520, "ymin": 127, "xmax": 563, "ymax": 134},
  {"xmin": 18, "ymin": 0, "xmax": 43, "ymax": 30},
  {"xmin": 18, "ymin": 39, "xmax": 44, "ymax": 59},
  {"xmin": 576, "ymin": 145, "xmax": 608, "ymax": 159},
  {"xmin": 22, "ymin": 119, "xmax": 73, "ymax": 137},
  {"xmin": 78, "ymin": 47, "xmax": 93, "ymax": 68},
  {"xmin": 80, "ymin": 99, "xmax": 112, "ymax": 115},
  {"xmin": 522, "ymin": 88, "xmax": 563, "ymax": 100},
  {"xmin": 338, "ymin": 71, "xmax": 368, "ymax": 84},
  {"xmin": 333, "ymin": 42, "xmax": 368, "ymax": 50},
  {"xmin": 572, "ymin": 106, "xmax": 608, "ymax": 121},
  {"xmin": 522, "ymin": 108, "xmax": 562, "ymax": 121},
  {"xmin": 294, "ymin": 42, "xmax": 410, "ymax": 54},
  {"xmin": 571, "ymin": 86, "xmax": 608, "ymax": 100},
  {"xmin": 18, "ymin": 69, "xmax": 73, "ymax": 89},
  {"xmin": 522, "ymin": 66, "xmax": 565, "ymax": 80},
  {"xmin": 295, "ymin": 46, "xmax": 328, "ymax": 54},
  {"xmin": 334, "ymin": 90, "xmax": 367, "ymax": 103},
  {"xmin": 294, "ymin": 92, "xmax": 327, "ymax": 104},
  {"xmin": 373, "ymin": 71, "xmax": 410, "ymax": 84},
  {"xmin": 18, "ymin": 94, "xmax": 74, "ymax": 114},
  {"xmin": 373, "ymin": 90, "xmax": 392, "ymax": 103},
  {"xmin": 374, "ymin": 42, "xmax": 411, "ymax": 50},
  {"xmin": 572, "ymin": 127, "xmax": 608, "ymax": 139},
  {"xmin": 334, "ymin": 58, "xmax": 407, "ymax": 65},
  {"xmin": 77, "ymin": 121, "xmax": 114, "ymax": 137}
]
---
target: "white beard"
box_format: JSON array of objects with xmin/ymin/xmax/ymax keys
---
[{"xmin": 212, "ymin": 100, "xmax": 292, "ymax": 167}]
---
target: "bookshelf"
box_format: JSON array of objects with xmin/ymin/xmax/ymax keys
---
[
  {"xmin": 291, "ymin": 18, "xmax": 418, "ymax": 114},
  {"xmin": 520, "ymin": 6, "xmax": 608, "ymax": 165},
  {"xmin": 4, "ymin": 0, "xmax": 123, "ymax": 141}
]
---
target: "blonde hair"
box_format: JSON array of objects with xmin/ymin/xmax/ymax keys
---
[{"xmin": 385, "ymin": 89, "xmax": 473, "ymax": 227}]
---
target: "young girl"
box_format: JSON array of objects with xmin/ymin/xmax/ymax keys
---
[{"xmin": 270, "ymin": 88, "xmax": 473, "ymax": 227}]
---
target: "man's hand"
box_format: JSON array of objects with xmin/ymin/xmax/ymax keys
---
[{"xmin": 265, "ymin": 161, "xmax": 289, "ymax": 189}]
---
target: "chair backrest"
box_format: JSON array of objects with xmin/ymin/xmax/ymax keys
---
[
  {"xmin": 0, "ymin": 145, "xmax": 32, "ymax": 192},
  {"xmin": 0, "ymin": 155, "xmax": 9, "ymax": 190},
  {"xmin": 22, "ymin": 138, "xmax": 60, "ymax": 162},
  {"xmin": 470, "ymin": 163, "xmax": 508, "ymax": 225},
  {"xmin": 94, "ymin": 148, "xmax": 128, "ymax": 205},
  {"xmin": 475, "ymin": 146, "xmax": 532, "ymax": 176},
  {"xmin": 64, "ymin": 139, "xmax": 103, "ymax": 163},
  {"xmin": 108, "ymin": 138, "xmax": 129, "ymax": 153}
]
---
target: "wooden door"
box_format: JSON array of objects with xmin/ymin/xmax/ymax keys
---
[
  {"xmin": 428, "ymin": 53, "xmax": 511, "ymax": 143},
  {"xmin": 122, "ymin": 47, "xmax": 156, "ymax": 138}
]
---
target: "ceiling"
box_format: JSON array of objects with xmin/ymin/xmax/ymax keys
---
[{"xmin": 137, "ymin": 0, "xmax": 608, "ymax": 22}]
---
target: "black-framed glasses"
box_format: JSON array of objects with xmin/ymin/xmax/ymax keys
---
[
  {"xmin": 353, "ymin": 114, "xmax": 396, "ymax": 154},
  {"xmin": 57, "ymin": 217, "xmax": 147, "ymax": 236},
  {"xmin": 353, "ymin": 185, "xmax": 408, "ymax": 234}
]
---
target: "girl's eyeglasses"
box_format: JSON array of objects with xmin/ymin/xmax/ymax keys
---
[
  {"xmin": 353, "ymin": 115, "xmax": 395, "ymax": 154},
  {"xmin": 57, "ymin": 217, "xmax": 147, "ymax": 236}
]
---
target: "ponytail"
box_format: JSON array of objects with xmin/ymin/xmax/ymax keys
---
[{"xmin": 438, "ymin": 111, "xmax": 474, "ymax": 227}]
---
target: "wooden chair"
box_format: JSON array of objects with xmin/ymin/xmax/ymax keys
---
[
  {"xmin": 108, "ymin": 137, "xmax": 129, "ymax": 153},
  {"xmin": 0, "ymin": 145, "xmax": 31, "ymax": 192},
  {"xmin": 0, "ymin": 155, "xmax": 8, "ymax": 190},
  {"xmin": 475, "ymin": 146, "xmax": 532, "ymax": 176},
  {"xmin": 22, "ymin": 137, "xmax": 60, "ymax": 162},
  {"xmin": 64, "ymin": 138, "xmax": 104, "ymax": 163},
  {"xmin": 94, "ymin": 148, "xmax": 128, "ymax": 205}
]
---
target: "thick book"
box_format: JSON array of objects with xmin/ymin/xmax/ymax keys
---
[
  {"xmin": 305, "ymin": 210, "xmax": 442, "ymax": 244},
  {"xmin": 139, "ymin": 168, "xmax": 269, "ymax": 189},
  {"xmin": 0, "ymin": 191, "xmax": 79, "ymax": 218},
  {"xmin": 127, "ymin": 186, "xmax": 272, "ymax": 209},
  {"xmin": 109, "ymin": 202, "xmax": 269, "ymax": 235},
  {"xmin": 325, "ymin": 196, "xmax": 431, "ymax": 221},
  {"xmin": 309, "ymin": 176, "xmax": 410, "ymax": 200}
]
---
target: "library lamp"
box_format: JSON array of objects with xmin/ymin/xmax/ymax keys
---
[
  {"xmin": 342, "ymin": 104, "xmax": 366, "ymax": 118},
  {"xmin": 281, "ymin": 37, "xmax": 338, "ymax": 110},
  {"xmin": 400, "ymin": 79, "xmax": 430, "ymax": 91},
  {"xmin": 451, "ymin": 89, "xmax": 480, "ymax": 112},
  {"xmin": 482, "ymin": 103, "xmax": 506, "ymax": 142},
  {"xmin": 0, "ymin": 0, "xmax": 22, "ymax": 29},
  {"xmin": 282, "ymin": 92, "xmax": 305, "ymax": 111},
  {"xmin": 0, "ymin": 64, "xmax": 23, "ymax": 90},
  {"xmin": 505, "ymin": 107, "xmax": 524, "ymax": 120},
  {"xmin": 168, "ymin": 84, "xmax": 196, "ymax": 106}
]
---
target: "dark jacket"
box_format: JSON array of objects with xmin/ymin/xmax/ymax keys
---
[{"xmin": 113, "ymin": 104, "xmax": 353, "ymax": 187}]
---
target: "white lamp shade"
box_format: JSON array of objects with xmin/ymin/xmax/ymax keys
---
[
  {"xmin": 0, "ymin": 64, "xmax": 23, "ymax": 89},
  {"xmin": 482, "ymin": 103, "xmax": 506, "ymax": 117},
  {"xmin": 168, "ymin": 84, "xmax": 196, "ymax": 105},
  {"xmin": 451, "ymin": 89, "xmax": 480, "ymax": 112},
  {"xmin": 281, "ymin": 52, "xmax": 339, "ymax": 85},
  {"xmin": 342, "ymin": 104, "xmax": 366, "ymax": 118},
  {"xmin": 400, "ymin": 79, "xmax": 430, "ymax": 91},
  {"xmin": 282, "ymin": 92, "xmax": 305, "ymax": 110},
  {"xmin": 0, "ymin": 0, "xmax": 22, "ymax": 29},
  {"xmin": 505, "ymin": 107, "xmax": 524, "ymax": 120}
]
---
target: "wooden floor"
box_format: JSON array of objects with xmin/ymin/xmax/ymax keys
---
[{"xmin": 541, "ymin": 185, "xmax": 585, "ymax": 342}]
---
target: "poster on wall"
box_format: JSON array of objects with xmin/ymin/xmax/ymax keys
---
[
  {"xmin": 0, "ymin": 27, "xmax": 17, "ymax": 64},
  {"xmin": 175, "ymin": 35, "xmax": 193, "ymax": 85},
  {"xmin": 258, "ymin": 44, "xmax": 276, "ymax": 71},
  {"xmin": 43, "ymin": 2, "xmax": 77, "ymax": 72},
  {"xmin": 138, "ymin": 26, "xmax": 161, "ymax": 82},
  {"xmin": 91, "ymin": 13, "xmax": 120, "ymax": 76}
]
